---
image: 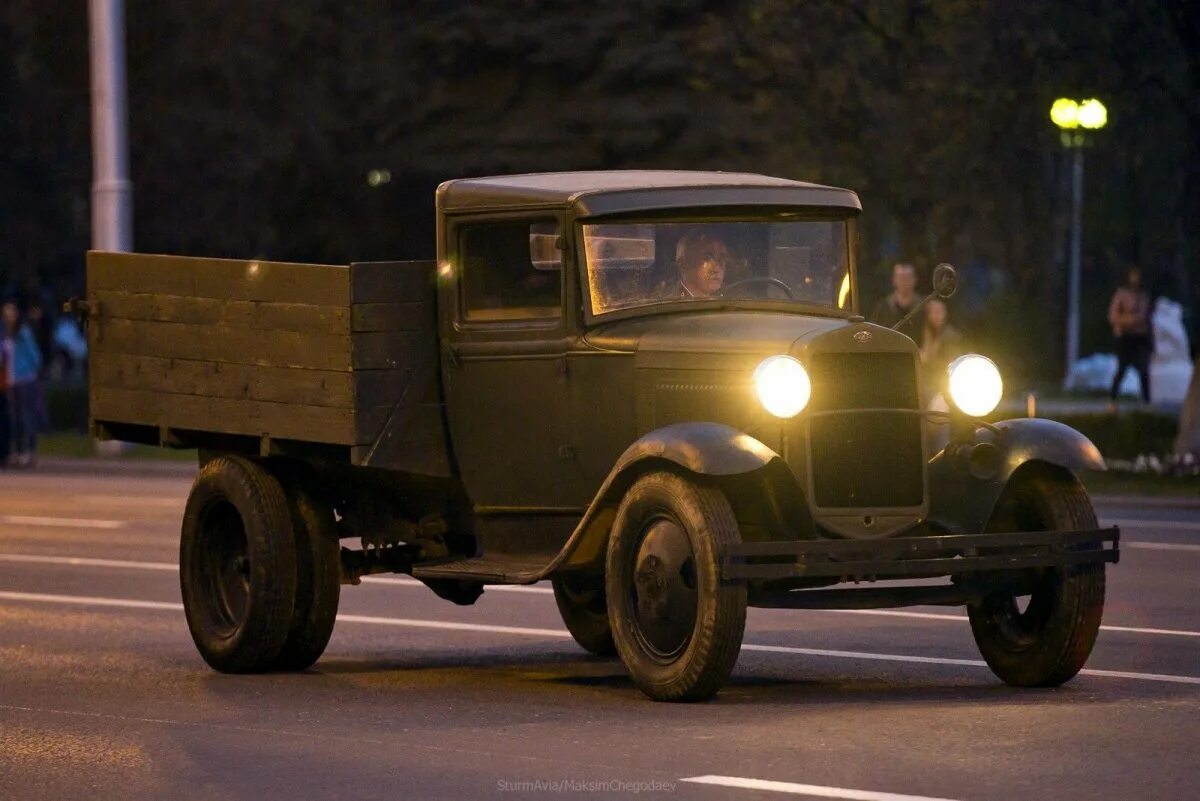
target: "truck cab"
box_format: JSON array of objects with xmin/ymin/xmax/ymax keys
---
[{"xmin": 83, "ymin": 171, "xmax": 1119, "ymax": 701}]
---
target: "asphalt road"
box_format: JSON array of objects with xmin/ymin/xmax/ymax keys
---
[{"xmin": 1, "ymin": 465, "xmax": 1197, "ymax": 801}]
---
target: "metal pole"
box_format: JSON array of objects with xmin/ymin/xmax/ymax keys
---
[
  {"xmin": 1065, "ymin": 146, "xmax": 1084, "ymax": 376},
  {"xmin": 89, "ymin": 0, "xmax": 132, "ymax": 252}
]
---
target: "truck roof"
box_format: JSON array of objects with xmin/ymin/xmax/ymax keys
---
[{"xmin": 437, "ymin": 170, "xmax": 862, "ymax": 217}]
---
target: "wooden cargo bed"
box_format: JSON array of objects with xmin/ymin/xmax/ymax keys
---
[{"xmin": 86, "ymin": 252, "xmax": 450, "ymax": 476}]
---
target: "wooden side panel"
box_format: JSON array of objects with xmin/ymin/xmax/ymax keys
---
[
  {"xmin": 95, "ymin": 319, "xmax": 353, "ymax": 371},
  {"xmin": 90, "ymin": 388, "xmax": 357, "ymax": 445},
  {"xmin": 348, "ymin": 261, "xmax": 451, "ymax": 476},
  {"xmin": 89, "ymin": 251, "xmax": 349, "ymax": 305},
  {"xmin": 92, "ymin": 354, "xmax": 355, "ymax": 408},
  {"xmin": 85, "ymin": 253, "xmax": 450, "ymax": 466},
  {"xmin": 93, "ymin": 290, "xmax": 351, "ymax": 334}
]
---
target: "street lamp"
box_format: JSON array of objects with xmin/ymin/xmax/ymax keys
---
[{"xmin": 1051, "ymin": 96, "xmax": 1107, "ymax": 379}]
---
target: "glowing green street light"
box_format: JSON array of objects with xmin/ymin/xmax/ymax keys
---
[{"xmin": 1050, "ymin": 96, "xmax": 1108, "ymax": 379}]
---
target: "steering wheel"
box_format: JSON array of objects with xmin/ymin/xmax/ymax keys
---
[{"xmin": 717, "ymin": 276, "xmax": 795, "ymax": 300}]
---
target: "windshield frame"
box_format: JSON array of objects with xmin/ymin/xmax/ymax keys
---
[{"xmin": 574, "ymin": 208, "xmax": 859, "ymax": 326}]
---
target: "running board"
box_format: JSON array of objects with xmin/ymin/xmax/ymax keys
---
[{"xmin": 410, "ymin": 554, "xmax": 556, "ymax": 585}]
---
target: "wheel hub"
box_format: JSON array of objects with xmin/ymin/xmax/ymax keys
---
[{"xmin": 630, "ymin": 516, "xmax": 698, "ymax": 659}]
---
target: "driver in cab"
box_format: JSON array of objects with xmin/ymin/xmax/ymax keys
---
[{"xmin": 664, "ymin": 230, "xmax": 729, "ymax": 298}]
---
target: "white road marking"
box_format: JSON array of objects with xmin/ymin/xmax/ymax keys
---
[
  {"xmin": 0, "ymin": 515, "xmax": 125, "ymax": 530},
  {"xmin": 0, "ymin": 553, "xmax": 177, "ymax": 571},
  {"xmin": 0, "ymin": 590, "xmax": 182, "ymax": 611},
  {"xmin": 1, "ymin": 552, "xmax": 1196, "ymax": 638},
  {"xmin": 1124, "ymin": 541, "xmax": 1200, "ymax": 553},
  {"xmin": 2, "ymin": 589, "xmax": 1200, "ymax": 686},
  {"xmin": 1105, "ymin": 518, "xmax": 1200, "ymax": 532},
  {"xmin": 72, "ymin": 495, "xmax": 185, "ymax": 508},
  {"xmin": 681, "ymin": 775, "xmax": 962, "ymax": 801}
]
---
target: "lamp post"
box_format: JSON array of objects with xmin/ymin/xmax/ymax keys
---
[
  {"xmin": 1051, "ymin": 97, "xmax": 1107, "ymax": 379},
  {"xmin": 89, "ymin": 0, "xmax": 132, "ymax": 253}
]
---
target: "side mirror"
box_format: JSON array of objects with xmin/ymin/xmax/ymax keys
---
[
  {"xmin": 932, "ymin": 263, "xmax": 957, "ymax": 299},
  {"xmin": 892, "ymin": 262, "xmax": 959, "ymax": 332}
]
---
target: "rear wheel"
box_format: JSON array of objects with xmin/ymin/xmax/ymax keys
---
[
  {"xmin": 552, "ymin": 574, "xmax": 615, "ymax": 657},
  {"xmin": 180, "ymin": 456, "xmax": 298, "ymax": 673},
  {"xmin": 606, "ymin": 471, "xmax": 746, "ymax": 702},
  {"xmin": 967, "ymin": 468, "xmax": 1106, "ymax": 687},
  {"xmin": 271, "ymin": 485, "xmax": 341, "ymax": 671}
]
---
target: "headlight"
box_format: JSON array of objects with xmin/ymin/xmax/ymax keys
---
[
  {"xmin": 753, "ymin": 355, "xmax": 811, "ymax": 418},
  {"xmin": 947, "ymin": 354, "xmax": 1003, "ymax": 417}
]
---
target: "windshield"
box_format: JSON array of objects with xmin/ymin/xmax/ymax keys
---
[{"xmin": 582, "ymin": 219, "xmax": 852, "ymax": 316}]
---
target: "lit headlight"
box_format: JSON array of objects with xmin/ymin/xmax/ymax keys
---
[
  {"xmin": 753, "ymin": 355, "xmax": 811, "ymax": 418},
  {"xmin": 947, "ymin": 354, "xmax": 1003, "ymax": 417}
]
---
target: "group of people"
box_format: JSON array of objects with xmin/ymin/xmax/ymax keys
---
[{"xmin": 0, "ymin": 297, "xmax": 48, "ymax": 468}]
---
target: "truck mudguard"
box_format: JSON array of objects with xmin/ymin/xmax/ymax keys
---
[
  {"xmin": 546, "ymin": 423, "xmax": 781, "ymax": 575},
  {"xmin": 928, "ymin": 418, "xmax": 1106, "ymax": 535}
]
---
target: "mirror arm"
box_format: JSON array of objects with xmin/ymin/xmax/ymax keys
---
[{"xmin": 892, "ymin": 291, "xmax": 936, "ymax": 332}]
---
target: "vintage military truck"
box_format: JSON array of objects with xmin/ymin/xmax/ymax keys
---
[{"xmin": 82, "ymin": 171, "xmax": 1119, "ymax": 701}]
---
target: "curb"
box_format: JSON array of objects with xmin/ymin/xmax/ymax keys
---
[{"xmin": 23, "ymin": 457, "xmax": 198, "ymax": 479}]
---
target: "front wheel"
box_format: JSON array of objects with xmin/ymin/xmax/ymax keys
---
[
  {"xmin": 967, "ymin": 468, "xmax": 1106, "ymax": 687},
  {"xmin": 606, "ymin": 471, "xmax": 747, "ymax": 702}
]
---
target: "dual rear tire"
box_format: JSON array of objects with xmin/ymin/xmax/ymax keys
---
[{"xmin": 180, "ymin": 456, "xmax": 340, "ymax": 673}]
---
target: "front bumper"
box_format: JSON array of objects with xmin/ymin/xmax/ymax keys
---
[{"xmin": 722, "ymin": 527, "xmax": 1120, "ymax": 582}]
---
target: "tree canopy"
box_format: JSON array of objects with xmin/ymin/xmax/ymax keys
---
[{"xmin": 2, "ymin": 1, "xmax": 1197, "ymax": 384}]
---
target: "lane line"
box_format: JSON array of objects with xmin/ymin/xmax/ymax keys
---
[
  {"xmin": 1105, "ymin": 518, "xmax": 1200, "ymax": 532},
  {"xmin": 681, "ymin": 775, "xmax": 961, "ymax": 801},
  {"xmin": 1124, "ymin": 541, "xmax": 1200, "ymax": 553},
  {"xmin": 0, "ymin": 554, "xmax": 177, "ymax": 571},
  {"xmin": 1, "ymin": 589, "xmax": 1199, "ymax": 686},
  {"xmin": 0, "ymin": 515, "xmax": 125, "ymax": 530},
  {"xmin": 1, "ymin": 552, "xmax": 1196, "ymax": 638},
  {"xmin": 72, "ymin": 495, "xmax": 185, "ymax": 508},
  {"xmin": 0, "ymin": 590, "xmax": 182, "ymax": 611}
]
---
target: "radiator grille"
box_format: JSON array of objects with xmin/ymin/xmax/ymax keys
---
[{"xmin": 807, "ymin": 352, "xmax": 924, "ymax": 508}]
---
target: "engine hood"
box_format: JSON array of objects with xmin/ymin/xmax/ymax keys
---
[{"xmin": 585, "ymin": 311, "xmax": 915, "ymax": 370}]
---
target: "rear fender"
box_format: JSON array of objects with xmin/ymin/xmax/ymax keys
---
[{"xmin": 929, "ymin": 418, "xmax": 1105, "ymax": 534}]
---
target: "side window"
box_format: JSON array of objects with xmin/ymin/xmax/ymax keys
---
[{"xmin": 460, "ymin": 220, "xmax": 562, "ymax": 323}]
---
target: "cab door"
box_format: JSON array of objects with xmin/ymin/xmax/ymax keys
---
[{"xmin": 440, "ymin": 213, "xmax": 579, "ymax": 510}]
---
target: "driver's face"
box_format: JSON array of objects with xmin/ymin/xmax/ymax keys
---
[{"xmin": 681, "ymin": 240, "xmax": 729, "ymax": 297}]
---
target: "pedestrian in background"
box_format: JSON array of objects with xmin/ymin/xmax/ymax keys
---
[
  {"xmin": 869, "ymin": 263, "xmax": 922, "ymax": 342},
  {"xmin": 1107, "ymin": 264, "xmax": 1152, "ymax": 409},
  {"xmin": 3, "ymin": 300, "xmax": 43, "ymax": 467},
  {"xmin": 918, "ymin": 298, "xmax": 963, "ymax": 454},
  {"xmin": 919, "ymin": 297, "xmax": 964, "ymax": 398}
]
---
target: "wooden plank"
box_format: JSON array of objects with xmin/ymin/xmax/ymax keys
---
[
  {"xmin": 91, "ymin": 387, "xmax": 357, "ymax": 445},
  {"xmin": 93, "ymin": 291, "xmax": 351, "ymax": 334},
  {"xmin": 93, "ymin": 319, "xmax": 353, "ymax": 371},
  {"xmin": 350, "ymin": 302, "xmax": 431, "ymax": 333},
  {"xmin": 351, "ymin": 331, "xmax": 429, "ymax": 370},
  {"xmin": 349, "ymin": 261, "xmax": 435, "ymax": 304},
  {"xmin": 91, "ymin": 353, "xmax": 355, "ymax": 408},
  {"xmin": 352, "ymin": 369, "xmax": 415, "ymax": 410},
  {"xmin": 88, "ymin": 251, "xmax": 350, "ymax": 306}
]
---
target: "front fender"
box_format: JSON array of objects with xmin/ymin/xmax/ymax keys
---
[
  {"xmin": 545, "ymin": 423, "xmax": 782, "ymax": 575},
  {"xmin": 929, "ymin": 418, "xmax": 1105, "ymax": 534}
]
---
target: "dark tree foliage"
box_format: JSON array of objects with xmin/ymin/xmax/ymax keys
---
[{"xmin": 1, "ymin": 0, "xmax": 1196, "ymax": 384}]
